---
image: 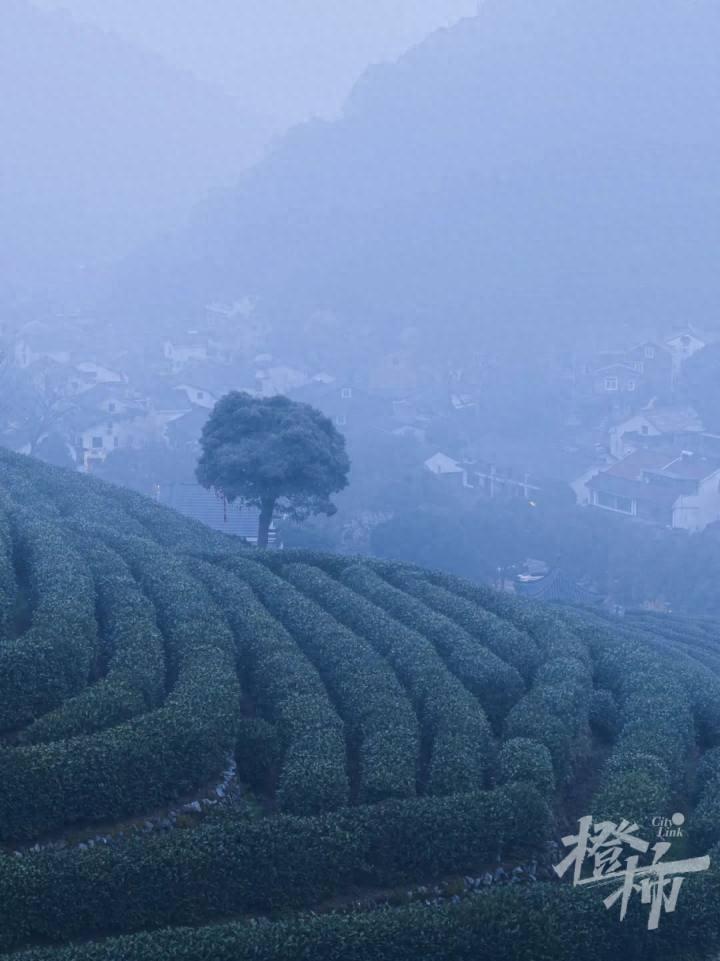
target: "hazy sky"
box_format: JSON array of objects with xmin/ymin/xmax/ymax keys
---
[{"xmin": 30, "ymin": 0, "xmax": 478, "ymax": 128}]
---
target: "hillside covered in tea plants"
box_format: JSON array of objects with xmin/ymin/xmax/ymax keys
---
[{"xmin": 0, "ymin": 449, "xmax": 720, "ymax": 960}]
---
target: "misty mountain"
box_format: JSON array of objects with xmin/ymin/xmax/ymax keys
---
[
  {"xmin": 109, "ymin": 0, "xmax": 720, "ymax": 360},
  {"xmin": 1, "ymin": 0, "xmax": 269, "ymax": 310},
  {"xmin": 30, "ymin": 0, "xmax": 478, "ymax": 129}
]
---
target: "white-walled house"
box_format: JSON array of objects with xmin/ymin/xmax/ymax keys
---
[
  {"xmin": 424, "ymin": 452, "xmax": 466, "ymax": 477},
  {"xmin": 75, "ymin": 362, "xmax": 126, "ymax": 385},
  {"xmin": 80, "ymin": 416, "xmax": 145, "ymax": 470},
  {"xmin": 424, "ymin": 452, "xmax": 475, "ymax": 489},
  {"xmin": 664, "ymin": 327, "xmax": 707, "ymax": 379},
  {"xmin": 12, "ymin": 321, "xmax": 78, "ymax": 369},
  {"xmin": 164, "ymin": 336, "xmax": 209, "ymax": 372},
  {"xmin": 609, "ymin": 407, "xmax": 703, "ymax": 460},
  {"xmin": 79, "ymin": 403, "xmax": 190, "ymax": 471},
  {"xmin": 256, "ymin": 366, "xmax": 310, "ymax": 397},
  {"xmin": 14, "ymin": 340, "xmax": 70, "ymax": 369},
  {"xmin": 588, "ymin": 447, "xmax": 720, "ymax": 532},
  {"xmin": 174, "ymin": 385, "xmax": 216, "ymax": 410},
  {"xmin": 570, "ymin": 465, "xmax": 605, "ymax": 506}
]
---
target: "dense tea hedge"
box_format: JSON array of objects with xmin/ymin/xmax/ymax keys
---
[
  {"xmin": 190, "ymin": 558, "xmax": 350, "ymax": 815},
  {"xmin": 282, "ymin": 561, "xmax": 494, "ymax": 794},
  {"xmin": 498, "ymin": 737, "xmax": 555, "ymax": 799},
  {"xmin": 380, "ymin": 567, "xmax": 542, "ymax": 681},
  {"xmin": 223, "ymin": 556, "xmax": 421, "ymax": 804},
  {"xmin": 0, "ymin": 493, "xmax": 17, "ymax": 637},
  {"xmin": 0, "ymin": 514, "xmax": 98, "ymax": 729},
  {"xmin": 22, "ymin": 544, "xmax": 166, "ymax": 743},
  {"xmin": 340, "ymin": 563, "xmax": 524, "ymax": 727},
  {"xmin": 0, "ymin": 525, "xmax": 240, "ymax": 840},
  {"xmin": 11, "ymin": 860, "xmax": 720, "ymax": 961},
  {"xmin": 1, "ymin": 450, "xmax": 720, "ymax": 960},
  {"xmin": 0, "ymin": 784, "xmax": 548, "ymax": 953}
]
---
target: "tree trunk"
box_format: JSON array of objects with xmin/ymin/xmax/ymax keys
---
[{"xmin": 257, "ymin": 498, "xmax": 275, "ymax": 549}]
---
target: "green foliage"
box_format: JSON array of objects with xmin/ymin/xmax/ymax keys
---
[
  {"xmin": 224, "ymin": 557, "xmax": 420, "ymax": 805},
  {"xmin": 588, "ymin": 688, "xmax": 621, "ymax": 741},
  {"xmin": 282, "ymin": 561, "xmax": 494, "ymax": 794},
  {"xmin": 380, "ymin": 567, "xmax": 542, "ymax": 682},
  {"xmin": 0, "ymin": 492, "xmax": 17, "ymax": 636},
  {"xmin": 196, "ymin": 391, "xmax": 350, "ymax": 544},
  {"xmin": 695, "ymin": 747, "xmax": 720, "ymax": 800},
  {"xmin": 341, "ymin": 563, "xmax": 525, "ymax": 727},
  {"xmin": 2, "ymin": 447, "xmax": 720, "ymax": 961},
  {"xmin": 504, "ymin": 647, "xmax": 592, "ymax": 785},
  {"xmin": 590, "ymin": 639, "xmax": 696, "ymax": 829},
  {"xmin": 235, "ymin": 717, "xmax": 282, "ymax": 792},
  {"xmin": 9, "ymin": 867, "xmax": 716, "ymax": 961},
  {"xmin": 0, "ymin": 786, "xmax": 549, "ymax": 954},
  {"xmin": 0, "ymin": 513, "xmax": 98, "ymax": 730},
  {"xmin": 22, "ymin": 544, "xmax": 165, "ymax": 743},
  {"xmin": 191, "ymin": 558, "xmax": 350, "ymax": 815},
  {"xmin": 690, "ymin": 772, "xmax": 720, "ymax": 853},
  {"xmin": 593, "ymin": 753, "xmax": 672, "ymax": 830},
  {"xmin": 498, "ymin": 737, "xmax": 555, "ymax": 799}
]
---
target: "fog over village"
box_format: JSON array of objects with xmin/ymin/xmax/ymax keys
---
[
  {"xmin": 2, "ymin": 4, "xmax": 720, "ymax": 959},
  {"xmin": 4, "ymin": 0, "xmax": 720, "ymax": 613}
]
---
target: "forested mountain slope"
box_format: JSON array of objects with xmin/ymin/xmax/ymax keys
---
[
  {"xmin": 109, "ymin": 0, "xmax": 720, "ymax": 355},
  {"xmin": 2, "ymin": 0, "xmax": 267, "ymax": 306}
]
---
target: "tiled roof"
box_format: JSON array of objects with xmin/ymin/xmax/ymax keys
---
[
  {"xmin": 515, "ymin": 569, "xmax": 601, "ymax": 605},
  {"xmin": 644, "ymin": 407, "xmax": 703, "ymax": 434},
  {"xmin": 602, "ymin": 447, "xmax": 720, "ymax": 484},
  {"xmin": 593, "ymin": 363, "xmax": 642, "ymax": 375},
  {"xmin": 589, "ymin": 442, "xmax": 720, "ymax": 513},
  {"xmin": 604, "ymin": 449, "xmax": 673, "ymax": 480}
]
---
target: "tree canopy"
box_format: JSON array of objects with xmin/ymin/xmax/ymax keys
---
[{"xmin": 196, "ymin": 391, "xmax": 350, "ymax": 547}]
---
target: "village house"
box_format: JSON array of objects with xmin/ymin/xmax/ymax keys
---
[
  {"xmin": 76, "ymin": 382, "xmax": 145, "ymax": 417},
  {"xmin": 289, "ymin": 380, "xmax": 390, "ymax": 432},
  {"xmin": 79, "ymin": 408, "xmax": 191, "ymax": 472},
  {"xmin": 163, "ymin": 334, "xmax": 209, "ymax": 372},
  {"xmin": 77, "ymin": 384, "xmax": 193, "ymax": 471},
  {"xmin": 424, "ymin": 439, "xmax": 607, "ymax": 507},
  {"xmin": 173, "ymin": 384, "xmax": 217, "ymax": 410},
  {"xmin": 576, "ymin": 339, "xmax": 673, "ymax": 404},
  {"xmin": 79, "ymin": 413, "xmax": 147, "ymax": 471},
  {"xmin": 608, "ymin": 406, "xmax": 704, "ymax": 460},
  {"xmin": 424, "ymin": 452, "xmax": 469, "ymax": 487},
  {"xmin": 464, "ymin": 455, "xmax": 603, "ymax": 506},
  {"xmin": 256, "ymin": 365, "xmax": 310, "ymax": 397},
  {"xmin": 13, "ymin": 322, "xmax": 74, "ymax": 369},
  {"xmin": 587, "ymin": 447, "xmax": 720, "ymax": 532},
  {"xmin": 590, "ymin": 363, "xmax": 645, "ymax": 400},
  {"xmin": 664, "ymin": 326, "xmax": 707, "ymax": 380},
  {"xmin": 596, "ymin": 341, "xmax": 672, "ymax": 391},
  {"xmin": 75, "ymin": 362, "xmax": 127, "ymax": 385}
]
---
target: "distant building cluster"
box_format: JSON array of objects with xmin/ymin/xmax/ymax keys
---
[
  {"xmin": 0, "ymin": 303, "xmax": 449, "ymax": 539},
  {"xmin": 424, "ymin": 324, "xmax": 720, "ymax": 534},
  {"xmin": 3, "ymin": 308, "xmax": 719, "ymax": 545}
]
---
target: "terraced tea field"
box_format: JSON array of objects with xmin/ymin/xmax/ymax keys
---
[{"xmin": 0, "ymin": 450, "xmax": 718, "ymax": 960}]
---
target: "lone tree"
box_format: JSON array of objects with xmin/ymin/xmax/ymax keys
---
[{"xmin": 196, "ymin": 391, "xmax": 350, "ymax": 548}]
